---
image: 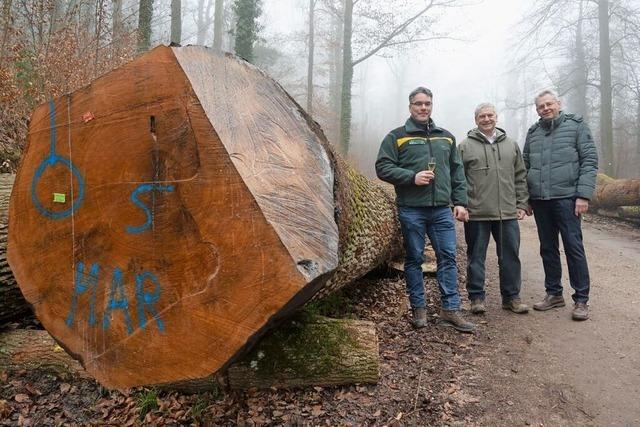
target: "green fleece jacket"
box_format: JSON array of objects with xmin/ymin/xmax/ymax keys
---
[
  {"xmin": 458, "ymin": 128, "xmax": 529, "ymax": 221},
  {"xmin": 375, "ymin": 118, "xmax": 467, "ymax": 207}
]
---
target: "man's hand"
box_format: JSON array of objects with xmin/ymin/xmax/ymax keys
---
[
  {"xmin": 575, "ymin": 197, "xmax": 589, "ymax": 216},
  {"xmin": 453, "ymin": 206, "xmax": 468, "ymax": 222},
  {"xmin": 526, "ymin": 204, "xmax": 533, "ymax": 216},
  {"xmin": 414, "ymin": 170, "xmax": 435, "ymax": 186},
  {"xmin": 516, "ymin": 208, "xmax": 527, "ymax": 220}
]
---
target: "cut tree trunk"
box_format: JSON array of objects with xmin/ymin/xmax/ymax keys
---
[
  {"xmin": 7, "ymin": 45, "xmax": 400, "ymax": 390},
  {"xmin": 0, "ymin": 316, "xmax": 378, "ymax": 391},
  {"xmin": 0, "ymin": 174, "xmax": 31, "ymax": 324},
  {"xmin": 592, "ymin": 174, "xmax": 640, "ymax": 208}
]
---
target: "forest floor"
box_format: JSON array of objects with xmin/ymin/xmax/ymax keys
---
[{"xmin": 1, "ymin": 214, "xmax": 639, "ymax": 426}]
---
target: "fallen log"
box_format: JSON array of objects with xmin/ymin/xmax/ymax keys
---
[
  {"xmin": 0, "ymin": 329, "xmax": 89, "ymax": 379},
  {"xmin": 593, "ymin": 206, "xmax": 640, "ymax": 225},
  {"xmin": 0, "ymin": 174, "xmax": 31, "ymax": 324},
  {"xmin": 227, "ymin": 316, "xmax": 379, "ymax": 390},
  {"xmin": 592, "ymin": 174, "xmax": 640, "ymax": 208},
  {"xmin": 7, "ymin": 45, "xmax": 400, "ymax": 390},
  {"xmin": 0, "ymin": 316, "xmax": 378, "ymax": 392}
]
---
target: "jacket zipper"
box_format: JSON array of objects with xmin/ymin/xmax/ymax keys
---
[{"xmin": 427, "ymin": 130, "xmax": 435, "ymax": 206}]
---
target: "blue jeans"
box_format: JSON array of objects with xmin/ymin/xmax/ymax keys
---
[
  {"xmin": 531, "ymin": 198, "xmax": 590, "ymax": 303},
  {"xmin": 464, "ymin": 219, "xmax": 522, "ymax": 303},
  {"xmin": 398, "ymin": 206, "xmax": 461, "ymax": 311}
]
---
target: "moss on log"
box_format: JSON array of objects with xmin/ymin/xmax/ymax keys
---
[{"xmin": 227, "ymin": 316, "xmax": 379, "ymax": 389}]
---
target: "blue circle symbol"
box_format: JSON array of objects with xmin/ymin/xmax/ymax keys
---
[{"xmin": 30, "ymin": 99, "xmax": 85, "ymax": 220}]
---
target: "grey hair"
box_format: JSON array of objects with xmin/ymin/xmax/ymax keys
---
[
  {"xmin": 474, "ymin": 102, "xmax": 496, "ymax": 117},
  {"xmin": 409, "ymin": 86, "xmax": 433, "ymax": 103},
  {"xmin": 534, "ymin": 89, "xmax": 560, "ymax": 105}
]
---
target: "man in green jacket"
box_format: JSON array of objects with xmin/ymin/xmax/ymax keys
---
[
  {"xmin": 458, "ymin": 103, "xmax": 529, "ymax": 315},
  {"xmin": 375, "ymin": 87, "xmax": 474, "ymax": 333},
  {"xmin": 523, "ymin": 89, "xmax": 598, "ymax": 321}
]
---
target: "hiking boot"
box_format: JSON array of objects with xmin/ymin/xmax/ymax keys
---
[
  {"xmin": 438, "ymin": 310, "xmax": 475, "ymax": 333},
  {"xmin": 572, "ymin": 302, "xmax": 589, "ymax": 321},
  {"xmin": 411, "ymin": 307, "xmax": 427, "ymax": 329},
  {"xmin": 502, "ymin": 298, "xmax": 529, "ymax": 314},
  {"xmin": 532, "ymin": 294, "xmax": 565, "ymax": 311},
  {"xmin": 470, "ymin": 299, "xmax": 486, "ymax": 314}
]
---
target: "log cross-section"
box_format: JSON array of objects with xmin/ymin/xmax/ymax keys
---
[{"xmin": 8, "ymin": 46, "xmax": 401, "ymax": 389}]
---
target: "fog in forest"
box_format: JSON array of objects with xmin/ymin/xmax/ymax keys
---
[{"xmin": 2, "ymin": 0, "xmax": 639, "ymax": 178}]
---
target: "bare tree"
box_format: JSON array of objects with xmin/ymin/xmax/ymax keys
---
[
  {"xmin": 306, "ymin": 0, "xmax": 316, "ymax": 115},
  {"xmin": 338, "ymin": 0, "xmax": 463, "ymax": 155},
  {"xmin": 599, "ymin": 0, "xmax": 614, "ymax": 176}
]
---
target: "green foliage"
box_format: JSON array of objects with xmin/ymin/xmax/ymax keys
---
[
  {"xmin": 135, "ymin": 388, "xmax": 159, "ymax": 420},
  {"xmin": 305, "ymin": 292, "xmax": 351, "ymax": 318},
  {"xmin": 189, "ymin": 394, "xmax": 210, "ymax": 422},
  {"xmin": 232, "ymin": 0, "xmax": 262, "ymax": 63}
]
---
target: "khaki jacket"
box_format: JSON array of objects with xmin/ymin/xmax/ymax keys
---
[{"xmin": 458, "ymin": 128, "xmax": 528, "ymax": 221}]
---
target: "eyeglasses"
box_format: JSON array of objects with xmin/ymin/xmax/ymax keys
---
[{"xmin": 410, "ymin": 102, "xmax": 432, "ymax": 107}]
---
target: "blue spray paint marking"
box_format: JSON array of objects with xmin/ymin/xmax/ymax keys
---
[
  {"xmin": 135, "ymin": 272, "xmax": 165, "ymax": 332},
  {"xmin": 31, "ymin": 99, "xmax": 85, "ymax": 219},
  {"xmin": 126, "ymin": 183, "xmax": 175, "ymax": 234},
  {"xmin": 103, "ymin": 267, "xmax": 134, "ymax": 334},
  {"xmin": 65, "ymin": 262, "xmax": 100, "ymax": 327}
]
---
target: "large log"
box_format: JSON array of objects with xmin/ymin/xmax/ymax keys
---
[
  {"xmin": 592, "ymin": 174, "xmax": 640, "ymax": 208},
  {"xmin": 7, "ymin": 45, "xmax": 400, "ymax": 389},
  {"xmin": 0, "ymin": 174, "xmax": 31, "ymax": 324},
  {"xmin": 0, "ymin": 317, "xmax": 378, "ymax": 391}
]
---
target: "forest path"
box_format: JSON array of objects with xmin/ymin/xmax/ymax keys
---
[{"xmin": 458, "ymin": 217, "xmax": 640, "ymax": 426}]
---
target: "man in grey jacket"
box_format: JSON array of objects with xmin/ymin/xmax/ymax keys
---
[
  {"xmin": 459, "ymin": 103, "xmax": 530, "ymax": 315},
  {"xmin": 523, "ymin": 89, "xmax": 598, "ymax": 321}
]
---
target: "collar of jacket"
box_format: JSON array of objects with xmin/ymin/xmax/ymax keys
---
[
  {"xmin": 466, "ymin": 127, "xmax": 507, "ymax": 143},
  {"xmin": 405, "ymin": 117, "xmax": 443, "ymax": 134},
  {"xmin": 539, "ymin": 111, "xmax": 565, "ymax": 131}
]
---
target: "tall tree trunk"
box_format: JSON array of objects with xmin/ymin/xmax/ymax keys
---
[
  {"xmin": 0, "ymin": 0, "xmax": 13, "ymax": 61},
  {"xmin": 599, "ymin": 0, "xmax": 614, "ymax": 176},
  {"xmin": 327, "ymin": 0, "xmax": 343, "ymax": 144},
  {"xmin": 137, "ymin": 0, "xmax": 153, "ymax": 53},
  {"xmin": 338, "ymin": 0, "xmax": 353, "ymax": 155},
  {"xmin": 572, "ymin": 1, "xmax": 588, "ymax": 120},
  {"xmin": 306, "ymin": 0, "xmax": 315, "ymax": 115},
  {"xmin": 213, "ymin": 0, "xmax": 223, "ymax": 51},
  {"xmin": 112, "ymin": 0, "xmax": 123, "ymax": 42},
  {"xmin": 196, "ymin": 0, "xmax": 212, "ymax": 45},
  {"xmin": 170, "ymin": 0, "xmax": 181, "ymax": 45}
]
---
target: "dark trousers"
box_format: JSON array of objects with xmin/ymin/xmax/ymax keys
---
[
  {"xmin": 464, "ymin": 219, "xmax": 522, "ymax": 302},
  {"xmin": 531, "ymin": 198, "xmax": 590, "ymax": 303}
]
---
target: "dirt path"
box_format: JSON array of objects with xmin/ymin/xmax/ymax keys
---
[{"xmin": 457, "ymin": 216, "xmax": 640, "ymax": 426}]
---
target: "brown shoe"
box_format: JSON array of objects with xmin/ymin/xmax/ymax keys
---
[
  {"xmin": 533, "ymin": 294, "xmax": 565, "ymax": 311},
  {"xmin": 411, "ymin": 307, "xmax": 427, "ymax": 329},
  {"xmin": 572, "ymin": 302, "xmax": 589, "ymax": 321},
  {"xmin": 470, "ymin": 299, "xmax": 486, "ymax": 314},
  {"xmin": 502, "ymin": 298, "xmax": 529, "ymax": 314},
  {"xmin": 438, "ymin": 310, "xmax": 475, "ymax": 333}
]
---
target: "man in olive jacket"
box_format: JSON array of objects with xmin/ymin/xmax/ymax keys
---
[
  {"xmin": 459, "ymin": 103, "xmax": 529, "ymax": 315},
  {"xmin": 376, "ymin": 87, "xmax": 474, "ymax": 333},
  {"xmin": 523, "ymin": 89, "xmax": 598, "ymax": 321}
]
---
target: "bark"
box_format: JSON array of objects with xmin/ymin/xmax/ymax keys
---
[
  {"xmin": 0, "ymin": 329, "xmax": 89, "ymax": 379},
  {"xmin": 227, "ymin": 317, "xmax": 379, "ymax": 389},
  {"xmin": 8, "ymin": 46, "xmax": 400, "ymax": 390},
  {"xmin": 592, "ymin": 174, "xmax": 640, "ymax": 208},
  {"xmin": 0, "ymin": 174, "xmax": 30, "ymax": 325}
]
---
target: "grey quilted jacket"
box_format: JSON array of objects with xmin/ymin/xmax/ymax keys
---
[{"xmin": 523, "ymin": 112, "xmax": 598, "ymax": 201}]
